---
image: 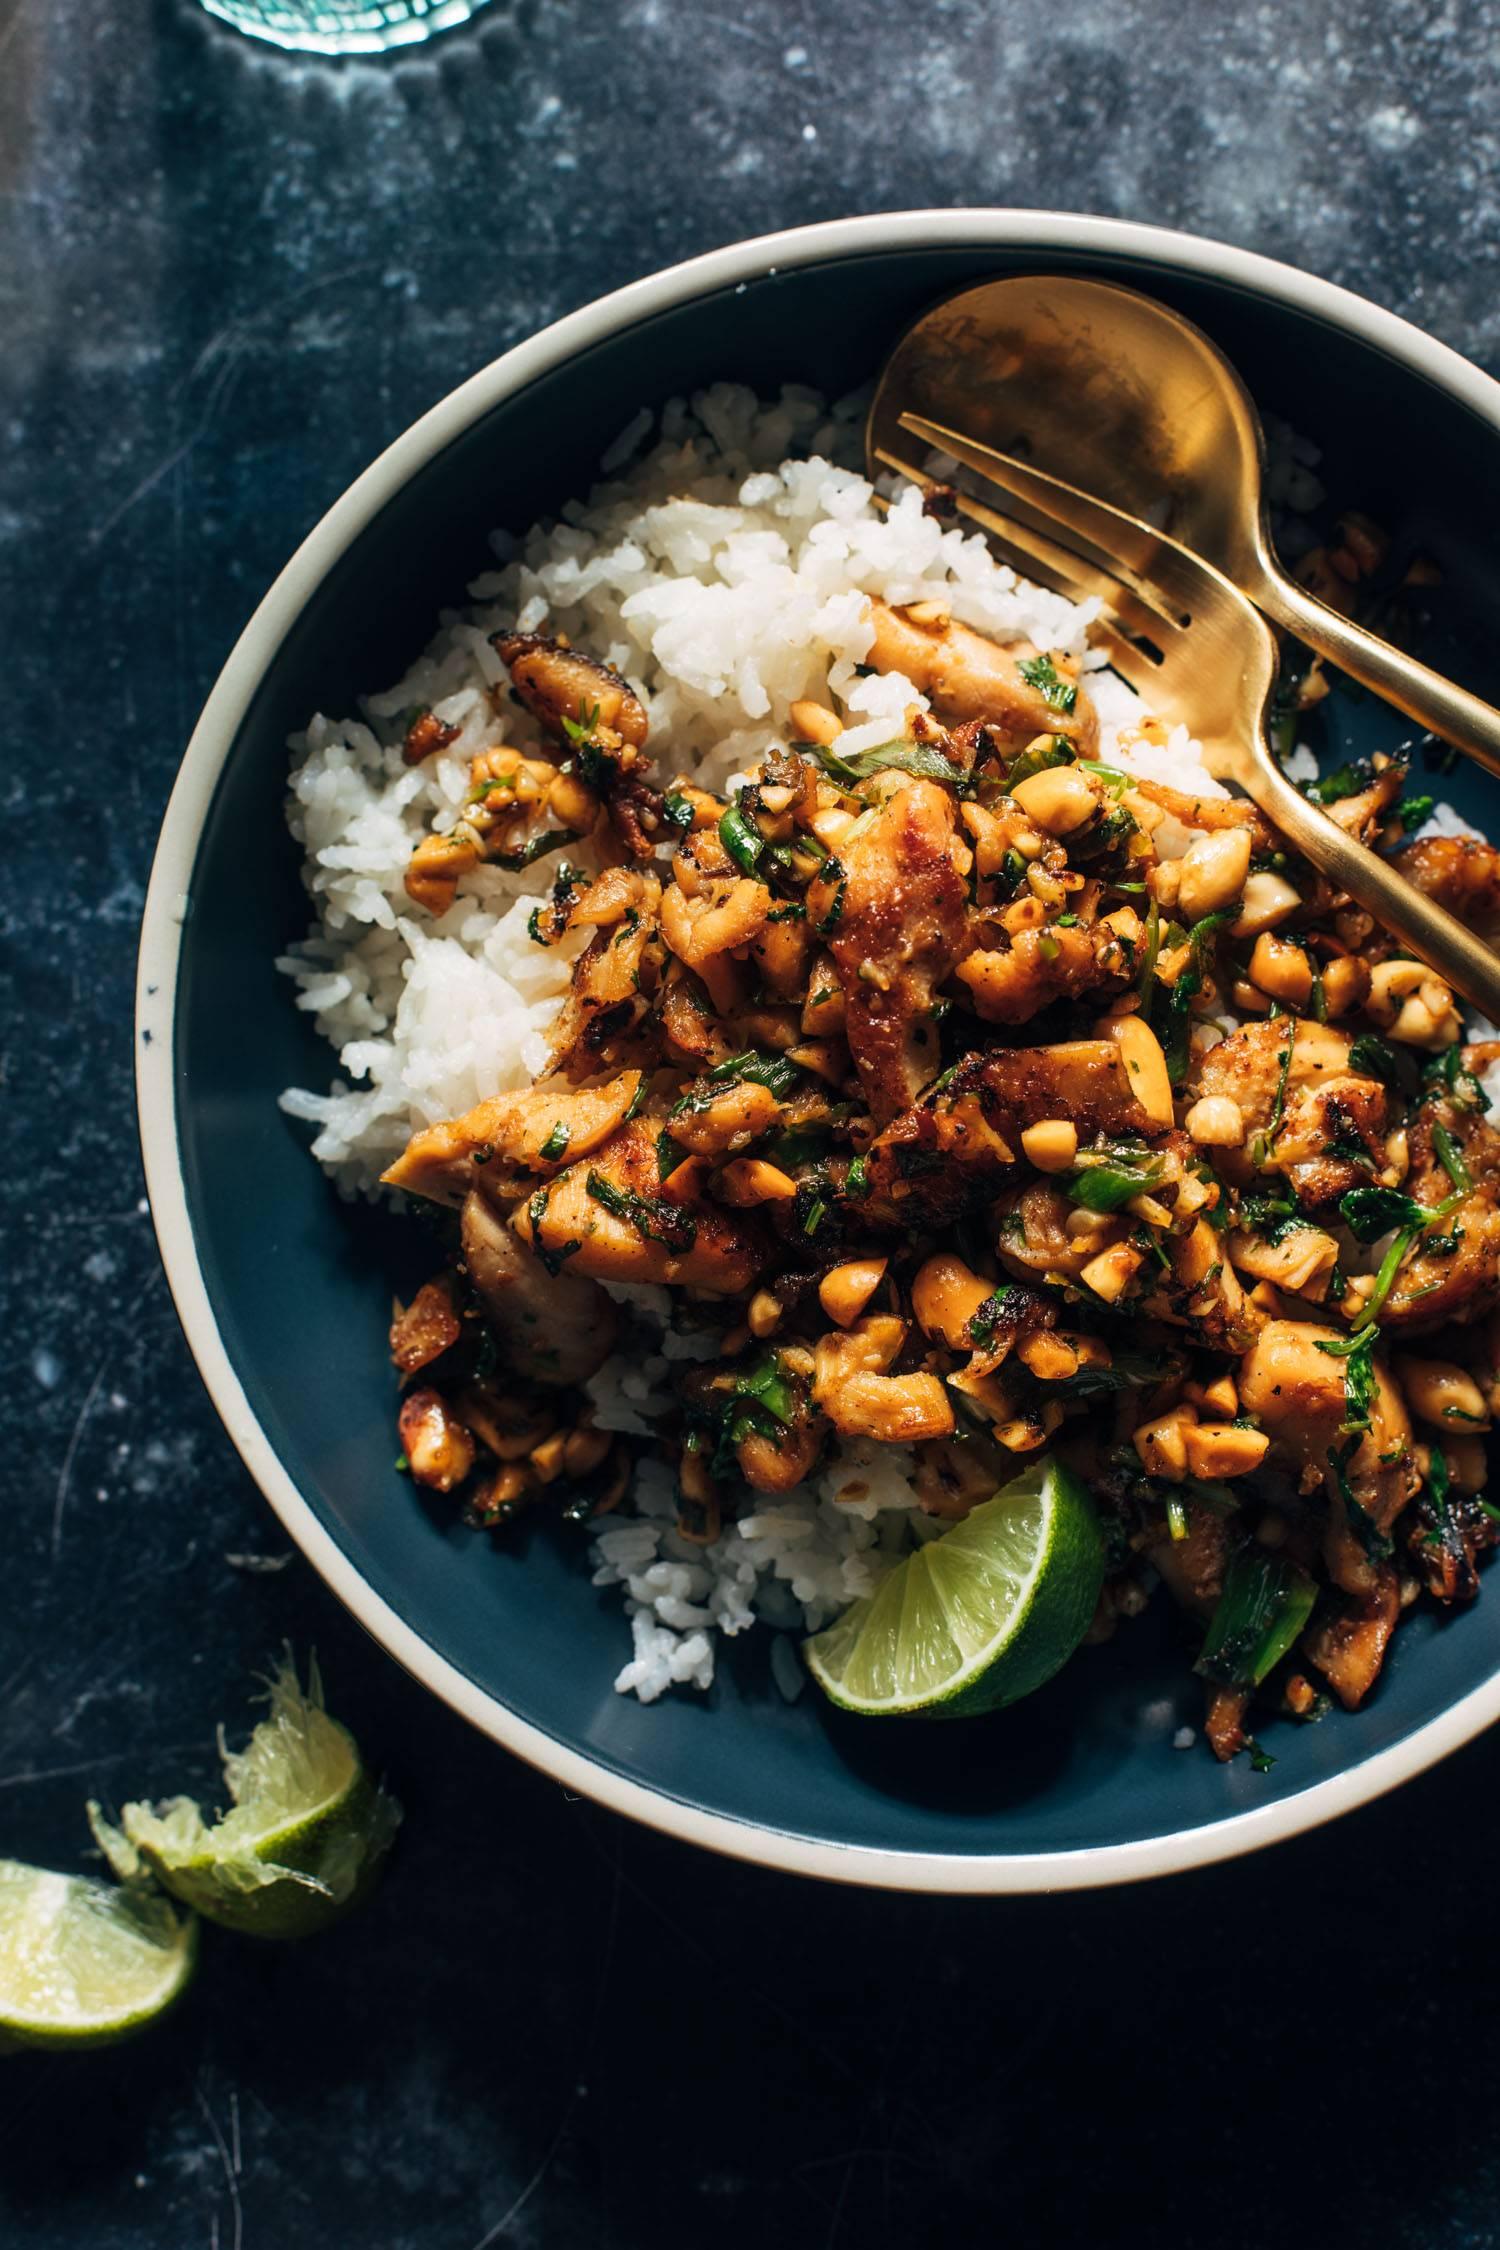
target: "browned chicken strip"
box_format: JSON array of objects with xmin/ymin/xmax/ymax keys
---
[
  {"xmin": 810, "ymin": 778, "xmax": 970, "ymax": 1125},
  {"xmin": 1398, "ymin": 834, "xmax": 1500, "ymax": 937},
  {"xmin": 864, "ymin": 599, "xmax": 1100, "ymax": 753}
]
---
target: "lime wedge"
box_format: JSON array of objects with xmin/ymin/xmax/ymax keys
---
[
  {"xmin": 89, "ymin": 1654, "xmax": 400, "ymax": 1940},
  {"xmin": 804, "ymin": 1454, "xmax": 1104, "ymax": 1716},
  {"xmin": 0, "ymin": 1861, "xmax": 195, "ymax": 2051}
]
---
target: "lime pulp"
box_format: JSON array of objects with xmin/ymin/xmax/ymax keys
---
[{"xmin": 804, "ymin": 1453, "xmax": 1104, "ymax": 1717}]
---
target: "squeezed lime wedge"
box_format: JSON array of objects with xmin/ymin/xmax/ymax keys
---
[
  {"xmin": 89, "ymin": 1654, "xmax": 400, "ymax": 1939},
  {"xmin": 805, "ymin": 1453, "xmax": 1104, "ymax": 1717}
]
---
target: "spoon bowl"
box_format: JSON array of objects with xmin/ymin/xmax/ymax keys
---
[{"xmin": 868, "ymin": 274, "xmax": 1500, "ymax": 777}]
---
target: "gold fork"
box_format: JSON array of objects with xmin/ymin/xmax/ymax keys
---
[{"xmin": 872, "ymin": 409, "xmax": 1500, "ymax": 1023}]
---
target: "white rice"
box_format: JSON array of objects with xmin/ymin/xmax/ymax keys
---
[{"xmin": 275, "ymin": 383, "xmax": 1236, "ymax": 1703}]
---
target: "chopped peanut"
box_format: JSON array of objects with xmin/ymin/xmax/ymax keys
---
[
  {"xmin": 1133, "ymin": 1404, "xmax": 1198, "ymax": 1482},
  {"xmin": 911, "ymin": 1254, "xmax": 993, "ymax": 1350},
  {"xmin": 1231, "ymin": 869, "xmax": 1301, "ymax": 936},
  {"xmin": 1080, "ymin": 1241, "xmax": 1146, "ymax": 1303},
  {"xmin": 1185, "ymin": 1095, "xmax": 1245, "ymax": 1148},
  {"xmin": 1182, "ymin": 1423, "xmax": 1270, "ymax": 1480},
  {"xmin": 1248, "ymin": 932, "xmax": 1314, "ymax": 1007},
  {"xmin": 788, "ymin": 700, "xmax": 843, "ymax": 746},
  {"xmin": 717, "ymin": 1158, "xmax": 799, "ymax": 1205},
  {"xmin": 818, "ymin": 1257, "xmax": 889, "ymax": 1329},
  {"xmin": 1178, "ymin": 827, "xmax": 1252, "ymax": 921},
  {"xmin": 1021, "ymin": 1118, "xmax": 1079, "ymax": 1172},
  {"xmin": 1010, "ymin": 764, "xmax": 1098, "ymax": 835},
  {"xmin": 398, "ymin": 1388, "xmax": 476, "ymax": 1492}
]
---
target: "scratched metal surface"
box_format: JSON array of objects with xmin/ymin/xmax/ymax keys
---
[{"xmin": 6, "ymin": 1, "xmax": 1500, "ymax": 2243}]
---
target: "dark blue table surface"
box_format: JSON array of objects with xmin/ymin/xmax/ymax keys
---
[{"xmin": 7, "ymin": 3, "xmax": 1500, "ymax": 2243}]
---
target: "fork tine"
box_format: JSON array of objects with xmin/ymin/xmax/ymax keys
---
[
  {"xmin": 898, "ymin": 409, "xmax": 1199, "ymax": 629},
  {"xmin": 873, "ymin": 444, "xmax": 1172, "ymax": 652}
]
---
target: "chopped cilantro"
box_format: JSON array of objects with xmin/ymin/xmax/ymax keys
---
[{"xmin": 1017, "ymin": 653, "xmax": 1079, "ymax": 715}]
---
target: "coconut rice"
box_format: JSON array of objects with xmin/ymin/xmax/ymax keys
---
[{"xmin": 277, "ymin": 383, "xmax": 1487, "ymax": 1703}]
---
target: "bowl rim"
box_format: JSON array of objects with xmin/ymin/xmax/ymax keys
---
[{"xmin": 138, "ymin": 206, "xmax": 1500, "ymax": 1895}]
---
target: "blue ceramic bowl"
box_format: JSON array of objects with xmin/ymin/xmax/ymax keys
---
[{"xmin": 138, "ymin": 212, "xmax": 1500, "ymax": 1891}]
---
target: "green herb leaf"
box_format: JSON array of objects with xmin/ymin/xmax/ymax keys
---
[
  {"xmin": 1305, "ymin": 758, "xmax": 1371, "ymax": 806},
  {"xmin": 816, "ymin": 736, "xmax": 965, "ymax": 789},
  {"xmin": 662, "ymin": 790, "xmax": 695, "ymax": 831},
  {"xmin": 1338, "ymin": 1184, "xmax": 1428, "ymax": 1242},
  {"xmin": 1433, "ymin": 1120, "xmax": 1473, "ymax": 1195},
  {"xmin": 585, "ymin": 1170, "xmax": 697, "ymax": 1253},
  {"xmin": 539, "ymin": 1122, "xmax": 570, "ymax": 1162},
  {"xmin": 1016, "ymin": 653, "xmax": 1078, "ymax": 715},
  {"xmin": 1005, "ymin": 735, "xmax": 1076, "ymax": 789},
  {"xmin": 492, "ymin": 829, "xmax": 573, "ymax": 872}
]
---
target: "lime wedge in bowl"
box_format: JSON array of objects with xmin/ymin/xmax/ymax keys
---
[
  {"xmin": 805, "ymin": 1454, "xmax": 1104, "ymax": 1717},
  {"xmin": 89, "ymin": 1654, "xmax": 400, "ymax": 1939},
  {"xmin": 0, "ymin": 1861, "xmax": 196, "ymax": 2051}
]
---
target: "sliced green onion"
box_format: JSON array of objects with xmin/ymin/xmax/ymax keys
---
[
  {"xmin": 1066, "ymin": 1156, "xmax": 1161, "ymax": 1213},
  {"xmin": 1433, "ymin": 1121, "xmax": 1473, "ymax": 1195},
  {"xmin": 719, "ymin": 803, "xmax": 765, "ymax": 875},
  {"xmin": 1196, "ymin": 1548, "xmax": 1317, "ymax": 1688}
]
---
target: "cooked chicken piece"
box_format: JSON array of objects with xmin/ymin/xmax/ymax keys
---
[
  {"xmin": 994, "ymin": 1180, "xmax": 1125, "ymax": 1291},
  {"xmin": 1301, "ymin": 1569, "xmax": 1401, "ymax": 1708},
  {"xmin": 737, "ymin": 1414, "xmax": 825, "ymax": 1493},
  {"xmin": 1227, "ymin": 1224, "xmax": 1341, "ymax": 1300},
  {"xmin": 864, "ymin": 600, "xmax": 1099, "ymax": 754},
  {"xmin": 1128, "ymin": 779, "xmax": 1277, "ymax": 857},
  {"xmin": 383, "ymin": 1072, "xmax": 645, "ymax": 1206},
  {"xmin": 1272, "ymin": 1073, "xmax": 1391, "ymax": 1207},
  {"xmin": 1323, "ymin": 762, "xmax": 1404, "ymax": 844},
  {"xmin": 656, "ymin": 963, "xmax": 737, "ymax": 1068},
  {"xmin": 669, "ymin": 1080, "xmax": 780, "ymax": 1157},
  {"xmin": 493, "ymin": 632, "xmax": 649, "ymax": 751},
  {"xmin": 1398, "ymin": 834, "xmax": 1500, "ymax": 937},
  {"xmin": 811, "ymin": 1315, "xmax": 955, "ymax": 1443},
  {"xmin": 389, "ymin": 1275, "xmax": 463, "ymax": 1374},
  {"xmin": 513, "ymin": 1121, "xmax": 763, "ymax": 1294},
  {"xmin": 659, "ymin": 878, "xmax": 771, "ymax": 972},
  {"xmin": 865, "ymin": 1037, "xmax": 1152, "ymax": 1225},
  {"xmin": 955, "ymin": 918, "xmax": 1139, "ymax": 1026},
  {"xmin": 1406, "ymin": 1483, "xmax": 1491, "ymax": 1604},
  {"xmin": 566, "ymin": 866, "xmax": 652, "ymax": 929},
  {"xmin": 1191, "ymin": 1018, "xmax": 1352, "ymax": 1136},
  {"xmin": 1237, "ymin": 1319, "xmax": 1419, "ymax": 1595},
  {"xmin": 1381, "ymin": 1099, "xmax": 1500, "ymax": 1331},
  {"xmin": 1142, "ymin": 1215, "xmax": 1259, "ymax": 1353},
  {"xmin": 809, "ymin": 779, "xmax": 970, "ymax": 1125},
  {"xmin": 493, "ymin": 633, "xmax": 668, "ymax": 857},
  {"xmin": 548, "ymin": 895, "xmax": 664, "ymax": 1079},
  {"xmin": 460, "ymin": 1189, "xmax": 617, "ymax": 1385}
]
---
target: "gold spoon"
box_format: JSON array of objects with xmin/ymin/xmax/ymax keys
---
[{"xmin": 867, "ymin": 272, "xmax": 1500, "ymax": 780}]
